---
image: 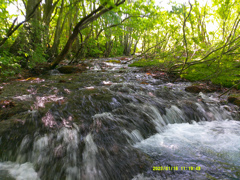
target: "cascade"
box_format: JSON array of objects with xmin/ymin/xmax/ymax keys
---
[{"xmin": 0, "ymin": 59, "xmax": 239, "ymax": 179}]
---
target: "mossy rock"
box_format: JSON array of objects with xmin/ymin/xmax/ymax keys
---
[
  {"xmin": 106, "ymin": 60, "xmax": 121, "ymax": 63},
  {"xmin": 185, "ymin": 85, "xmax": 217, "ymax": 93},
  {"xmin": 58, "ymin": 65, "xmax": 87, "ymax": 74},
  {"xmin": 228, "ymin": 96, "xmax": 238, "ymax": 103},
  {"xmin": 30, "ymin": 63, "xmax": 51, "ymax": 75},
  {"xmin": 0, "ymin": 101, "xmax": 30, "ymax": 121},
  {"xmin": 185, "ymin": 86, "xmax": 201, "ymax": 93},
  {"xmin": 58, "ymin": 66, "xmax": 78, "ymax": 74}
]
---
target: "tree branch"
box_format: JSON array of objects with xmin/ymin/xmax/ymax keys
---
[
  {"xmin": 173, "ymin": 1, "xmax": 192, "ymax": 81},
  {"xmin": 50, "ymin": 0, "xmax": 126, "ymax": 69},
  {"xmin": 0, "ymin": 0, "xmax": 42, "ymax": 47},
  {"xmin": 96, "ymin": 16, "xmax": 132, "ymax": 39},
  {"xmin": 218, "ymin": 80, "xmax": 240, "ymax": 97}
]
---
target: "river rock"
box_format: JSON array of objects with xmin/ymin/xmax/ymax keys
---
[
  {"xmin": 228, "ymin": 96, "xmax": 238, "ymax": 103},
  {"xmin": 57, "ymin": 65, "xmax": 87, "ymax": 74},
  {"xmin": 58, "ymin": 66, "xmax": 78, "ymax": 74},
  {"xmin": 185, "ymin": 86, "xmax": 201, "ymax": 93},
  {"xmin": 185, "ymin": 85, "xmax": 217, "ymax": 93},
  {"xmin": 0, "ymin": 100, "xmax": 30, "ymax": 121},
  {"xmin": 106, "ymin": 60, "xmax": 121, "ymax": 63},
  {"xmin": 30, "ymin": 63, "xmax": 51, "ymax": 75}
]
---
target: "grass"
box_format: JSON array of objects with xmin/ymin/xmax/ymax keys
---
[
  {"xmin": 129, "ymin": 58, "xmax": 164, "ymax": 67},
  {"xmin": 182, "ymin": 60, "xmax": 240, "ymax": 89}
]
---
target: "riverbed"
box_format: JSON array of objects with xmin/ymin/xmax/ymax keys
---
[{"xmin": 0, "ymin": 58, "xmax": 239, "ymax": 180}]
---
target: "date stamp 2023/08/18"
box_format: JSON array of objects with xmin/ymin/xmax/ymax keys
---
[{"xmin": 153, "ymin": 166, "xmax": 201, "ymax": 171}]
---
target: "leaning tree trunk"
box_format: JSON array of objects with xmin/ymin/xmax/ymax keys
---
[{"xmin": 50, "ymin": 0, "xmax": 126, "ymax": 69}]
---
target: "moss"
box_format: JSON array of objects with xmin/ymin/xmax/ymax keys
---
[
  {"xmin": 129, "ymin": 58, "xmax": 164, "ymax": 67},
  {"xmin": 182, "ymin": 61, "xmax": 240, "ymax": 89},
  {"xmin": 106, "ymin": 60, "xmax": 121, "ymax": 63}
]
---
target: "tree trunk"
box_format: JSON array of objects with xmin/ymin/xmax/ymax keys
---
[
  {"xmin": 43, "ymin": 0, "xmax": 58, "ymax": 42},
  {"xmin": 50, "ymin": 0, "xmax": 65, "ymax": 57},
  {"xmin": 9, "ymin": 0, "xmax": 41, "ymax": 68},
  {"xmin": 132, "ymin": 35, "xmax": 141, "ymax": 55},
  {"xmin": 50, "ymin": 0, "xmax": 126, "ymax": 69}
]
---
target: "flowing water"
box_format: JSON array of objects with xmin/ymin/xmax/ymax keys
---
[{"xmin": 0, "ymin": 58, "xmax": 239, "ymax": 180}]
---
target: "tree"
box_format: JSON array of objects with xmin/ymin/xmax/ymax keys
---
[{"xmin": 50, "ymin": 0, "xmax": 126, "ymax": 69}]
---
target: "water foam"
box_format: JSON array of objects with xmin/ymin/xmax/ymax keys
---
[
  {"xmin": 0, "ymin": 162, "xmax": 39, "ymax": 180},
  {"xmin": 134, "ymin": 120, "xmax": 240, "ymax": 179}
]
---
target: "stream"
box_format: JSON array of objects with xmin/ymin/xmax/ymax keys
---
[{"xmin": 0, "ymin": 58, "xmax": 239, "ymax": 180}]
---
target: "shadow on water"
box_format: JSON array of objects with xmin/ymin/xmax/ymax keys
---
[{"xmin": 0, "ymin": 58, "xmax": 239, "ymax": 179}]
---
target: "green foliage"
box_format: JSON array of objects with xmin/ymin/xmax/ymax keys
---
[
  {"xmin": 182, "ymin": 60, "xmax": 240, "ymax": 89},
  {"xmin": 28, "ymin": 46, "xmax": 47, "ymax": 68},
  {"xmin": 1, "ymin": 0, "xmax": 240, "ymax": 89},
  {"xmin": 0, "ymin": 51, "xmax": 21, "ymax": 77},
  {"xmin": 110, "ymin": 45, "xmax": 124, "ymax": 57},
  {"xmin": 0, "ymin": 0, "xmax": 10, "ymax": 33}
]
